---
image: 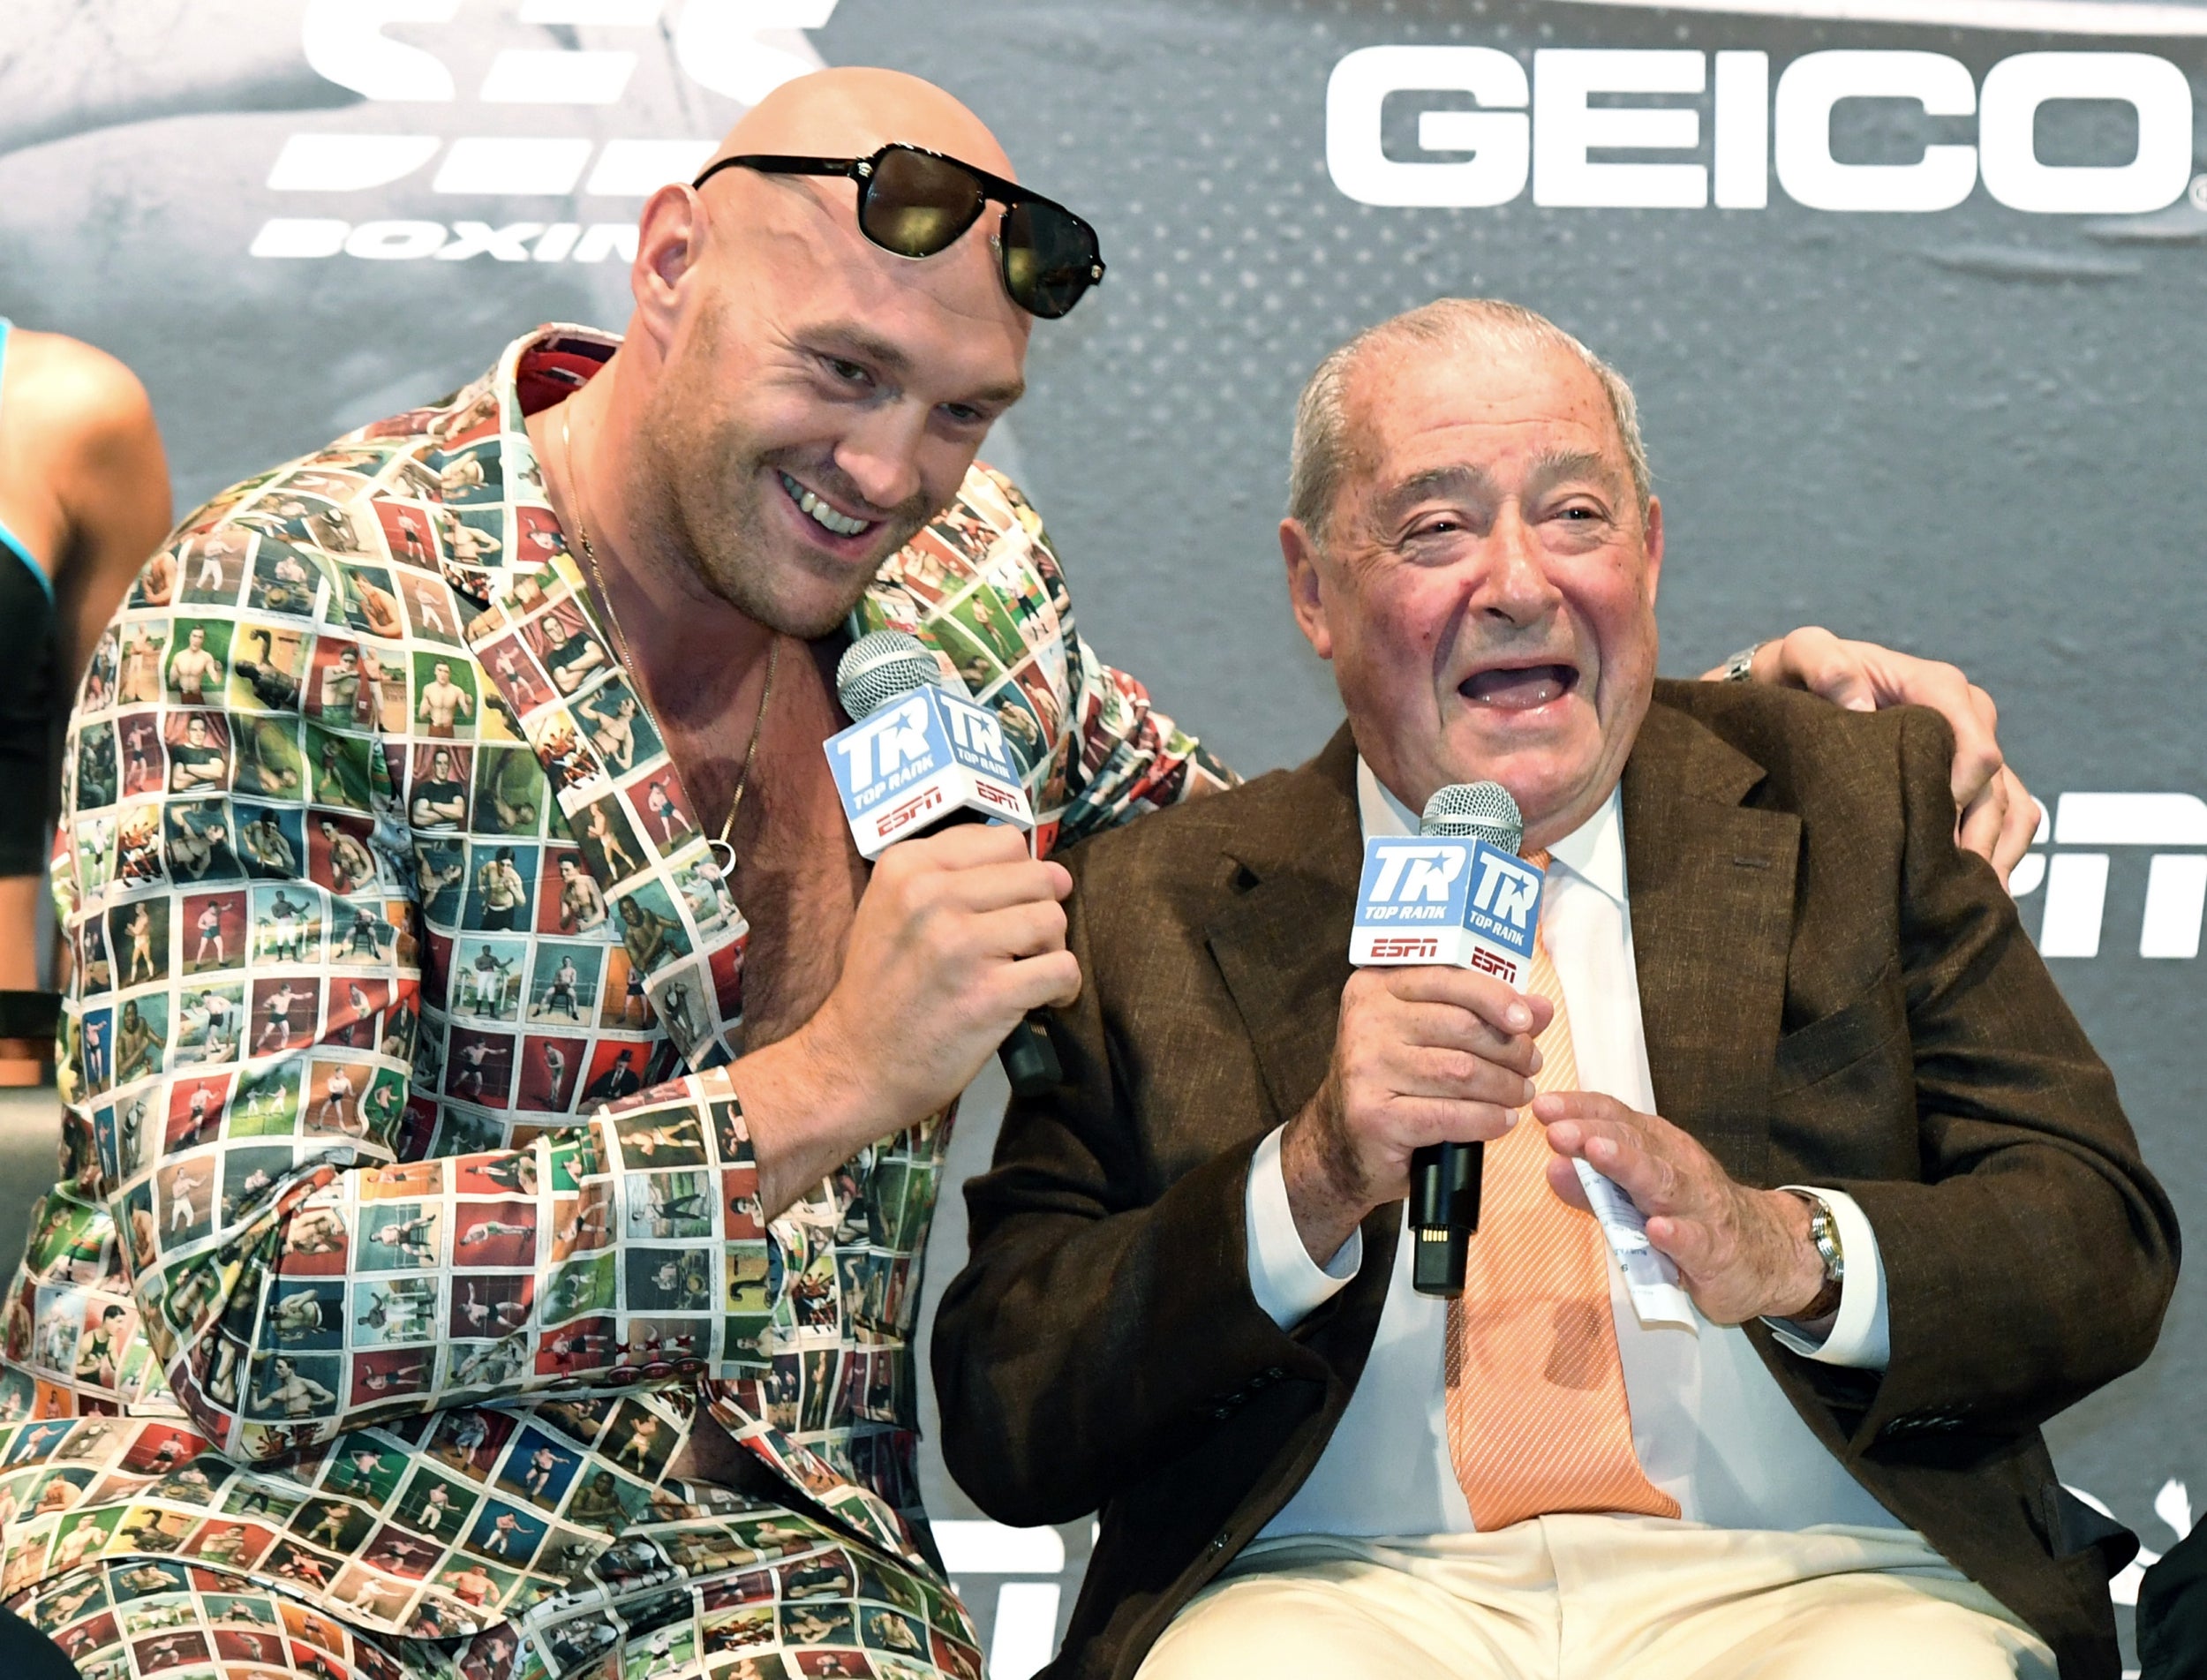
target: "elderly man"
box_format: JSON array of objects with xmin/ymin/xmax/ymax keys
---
[
  {"xmin": 3, "ymin": 56, "xmax": 2036, "ymax": 1680},
  {"xmin": 936, "ymin": 301, "xmax": 2175, "ymax": 1680}
]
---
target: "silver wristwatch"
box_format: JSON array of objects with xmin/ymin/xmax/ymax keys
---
[
  {"xmin": 1720, "ymin": 641, "xmax": 1765, "ymax": 682},
  {"xmin": 1789, "ymin": 1190, "xmax": 1845, "ymax": 1321}
]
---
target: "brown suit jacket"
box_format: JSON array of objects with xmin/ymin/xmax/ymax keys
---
[{"xmin": 934, "ymin": 682, "xmax": 2180, "ymax": 1680}]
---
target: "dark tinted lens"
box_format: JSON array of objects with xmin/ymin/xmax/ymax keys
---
[
  {"xmin": 862, "ymin": 147, "xmax": 985, "ymax": 257},
  {"xmin": 1001, "ymin": 200, "xmax": 1101, "ymax": 318}
]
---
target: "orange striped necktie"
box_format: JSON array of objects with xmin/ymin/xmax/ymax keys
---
[{"xmin": 1444, "ymin": 851, "xmax": 1679, "ymax": 1530}]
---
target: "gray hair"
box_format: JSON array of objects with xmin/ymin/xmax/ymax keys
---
[{"xmin": 1286, "ymin": 298, "xmax": 1652, "ymax": 544}]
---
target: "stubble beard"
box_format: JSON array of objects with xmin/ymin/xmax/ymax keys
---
[{"xmin": 636, "ymin": 395, "xmax": 933, "ymax": 642}]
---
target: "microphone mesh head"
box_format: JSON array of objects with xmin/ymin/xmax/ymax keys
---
[
  {"xmin": 1420, "ymin": 781, "xmax": 1524, "ymax": 853},
  {"xmin": 837, "ymin": 629, "xmax": 945, "ymax": 721}
]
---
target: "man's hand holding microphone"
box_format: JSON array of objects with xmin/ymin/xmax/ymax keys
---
[
  {"xmin": 738, "ymin": 632, "xmax": 1079, "ymax": 1222},
  {"xmin": 1281, "ymin": 965, "xmax": 1550, "ymax": 1272},
  {"xmin": 1280, "ymin": 777, "xmax": 1839, "ymax": 1326}
]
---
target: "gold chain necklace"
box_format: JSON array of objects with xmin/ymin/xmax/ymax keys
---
[{"xmin": 560, "ymin": 408, "xmax": 778, "ymax": 881}]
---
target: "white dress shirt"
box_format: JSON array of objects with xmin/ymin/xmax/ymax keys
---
[{"xmin": 1247, "ymin": 762, "xmax": 1902, "ymax": 1539}]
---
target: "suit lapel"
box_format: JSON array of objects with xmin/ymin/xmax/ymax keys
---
[
  {"xmin": 1203, "ymin": 727, "xmax": 1362, "ymax": 1128},
  {"xmin": 1195, "ymin": 702, "xmax": 1802, "ymax": 1192},
  {"xmin": 1621, "ymin": 700, "xmax": 1800, "ymax": 1187}
]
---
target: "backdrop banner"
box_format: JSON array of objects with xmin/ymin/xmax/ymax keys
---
[{"xmin": 4, "ymin": 0, "xmax": 2202, "ymax": 1668}]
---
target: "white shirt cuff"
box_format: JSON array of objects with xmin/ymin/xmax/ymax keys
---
[
  {"xmin": 1763, "ymin": 1186, "xmax": 1889, "ymax": 1370},
  {"xmin": 1244, "ymin": 1125, "xmax": 1361, "ymax": 1330}
]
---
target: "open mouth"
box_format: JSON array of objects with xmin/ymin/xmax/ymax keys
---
[
  {"xmin": 1458, "ymin": 663, "xmax": 1578, "ymax": 711},
  {"xmin": 777, "ymin": 471, "xmax": 876, "ymax": 540}
]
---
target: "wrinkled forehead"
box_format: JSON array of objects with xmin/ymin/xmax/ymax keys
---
[{"xmin": 1350, "ymin": 333, "xmax": 1631, "ymax": 493}]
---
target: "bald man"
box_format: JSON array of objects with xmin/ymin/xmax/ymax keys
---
[{"xmin": 22, "ymin": 65, "xmax": 2031, "ymax": 1680}]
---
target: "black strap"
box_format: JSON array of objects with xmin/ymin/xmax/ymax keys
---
[{"xmin": 0, "ymin": 991, "xmax": 59, "ymax": 1041}]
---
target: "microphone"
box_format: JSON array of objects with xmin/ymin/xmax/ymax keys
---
[
  {"xmin": 826, "ymin": 630, "xmax": 1063, "ymax": 1096},
  {"xmin": 1348, "ymin": 780, "xmax": 1547, "ymax": 1297}
]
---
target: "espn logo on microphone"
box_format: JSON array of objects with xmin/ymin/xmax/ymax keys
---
[
  {"xmin": 1352, "ymin": 838, "xmax": 1544, "ymax": 976},
  {"xmin": 825, "ymin": 685, "xmax": 1034, "ymax": 860}
]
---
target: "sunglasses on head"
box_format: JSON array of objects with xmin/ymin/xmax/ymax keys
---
[{"xmin": 693, "ymin": 143, "xmax": 1106, "ymax": 320}]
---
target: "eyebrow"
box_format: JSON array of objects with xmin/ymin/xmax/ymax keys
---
[
  {"xmin": 1367, "ymin": 449, "xmax": 1626, "ymax": 531},
  {"xmin": 1524, "ymin": 448, "xmax": 1624, "ymax": 501},
  {"xmin": 1367, "ymin": 465, "xmax": 1493, "ymax": 532},
  {"xmin": 809, "ymin": 320, "xmax": 1027, "ymax": 410}
]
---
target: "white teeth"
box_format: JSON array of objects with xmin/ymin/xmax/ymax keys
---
[{"xmin": 780, "ymin": 472, "xmax": 869, "ymax": 538}]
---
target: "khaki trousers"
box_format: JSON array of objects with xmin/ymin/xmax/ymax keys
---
[{"xmin": 1136, "ymin": 1518, "xmax": 2057, "ymax": 1680}]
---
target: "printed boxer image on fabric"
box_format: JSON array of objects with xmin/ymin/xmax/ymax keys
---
[
  {"xmin": 350, "ymin": 1347, "xmax": 433, "ymax": 1408},
  {"xmin": 74, "ymin": 719, "xmax": 118, "ymax": 810},
  {"xmin": 115, "ymin": 803, "xmax": 165, "ymax": 886},
  {"xmin": 266, "ymin": 1282, "xmax": 344, "ymax": 1352},
  {"xmin": 578, "ymin": 1043, "xmax": 644, "ymax": 1106},
  {"xmin": 179, "ymin": 531, "xmax": 248, "ymax": 607},
  {"xmin": 625, "ymin": 1249, "xmax": 711, "ymax": 1314},
  {"xmin": 407, "ymin": 743, "xmax": 471, "ymax": 832},
  {"xmin": 251, "ymin": 886, "xmax": 320, "ymax": 966},
  {"xmin": 375, "ymin": 501, "xmax": 438, "ymax": 573},
  {"xmin": 230, "ymin": 622, "xmax": 309, "ymax": 713},
  {"xmin": 625, "ymin": 1171, "xmax": 712, "ymax": 1240},
  {"xmin": 611, "ymin": 880, "xmax": 689, "ymax": 979},
  {"xmin": 574, "ymin": 678, "xmax": 662, "ymax": 778},
  {"xmin": 652, "ymin": 961, "xmax": 712, "ymax": 1051},
  {"xmin": 398, "ymin": 571, "xmax": 462, "ymax": 648},
  {"xmin": 249, "ymin": 976, "xmax": 320, "ymax": 1055},
  {"xmin": 165, "ymin": 799, "xmax": 241, "ymax": 882},
  {"xmin": 542, "ymin": 1253, "xmax": 615, "ymax": 1325},
  {"xmin": 308, "ymin": 722, "xmax": 374, "ymax": 812},
  {"xmin": 164, "ymin": 1073, "xmax": 230, "ymax": 1155},
  {"xmin": 218, "ymin": 1145, "xmax": 291, "ymax": 1227},
  {"xmin": 448, "ymin": 936, "xmax": 523, "ymax": 1023},
  {"xmin": 471, "ymin": 746, "xmax": 547, "ymax": 839},
  {"xmin": 446, "ymin": 1027, "xmax": 517, "ymax": 1108},
  {"xmin": 359, "ymin": 1205, "xmax": 439, "ymax": 1271},
  {"xmin": 161, "ymin": 712, "xmax": 230, "ymax": 801},
  {"xmin": 516, "ymin": 1037, "xmax": 587, "ymax": 1112},
  {"xmin": 727, "ymin": 1247, "xmax": 772, "ymax": 1315},
  {"xmin": 410, "ymin": 837, "xmax": 467, "ymax": 926},
  {"xmin": 451, "ymin": 1274, "xmax": 531, "ymax": 1340},
  {"xmin": 162, "ymin": 619, "xmax": 230, "ymax": 708},
  {"xmin": 611, "ymin": 1110, "xmax": 704, "ymax": 1167},
  {"xmin": 536, "ymin": 1315, "xmax": 615, "ymax": 1378},
  {"xmin": 116, "ymin": 614, "xmax": 168, "ymax": 698},
  {"xmin": 308, "ymin": 813, "xmax": 379, "ymax": 900},
  {"xmin": 463, "ymin": 844, "xmax": 536, "ymax": 932},
  {"xmin": 305, "ymin": 1059, "xmax": 369, "ymax": 1138},
  {"xmin": 541, "ymin": 848, "xmax": 607, "ymax": 937},
  {"xmin": 551, "ymin": 1182, "xmax": 613, "ymax": 1254},
  {"xmin": 573, "ymin": 795, "xmax": 644, "ymax": 887},
  {"xmin": 351, "ymin": 1277, "xmax": 438, "ymax": 1347},
  {"xmin": 232, "ymin": 800, "xmax": 304, "ymax": 881},
  {"xmin": 108, "ymin": 897, "xmax": 169, "ymax": 990},
  {"xmin": 230, "ymin": 715, "xmax": 304, "ymax": 802},
  {"xmin": 323, "ymin": 976, "xmax": 388, "ymax": 1052},
  {"xmin": 231, "ymin": 1061, "xmax": 302, "ymax": 1138},
  {"xmin": 393, "ymin": 1463, "xmax": 477, "ymax": 1539},
  {"xmin": 411, "ymin": 652, "xmax": 478, "ymax": 741},
  {"xmin": 245, "ymin": 1352, "xmax": 340, "ymax": 1420},
  {"xmin": 180, "ymin": 893, "xmax": 247, "ymax": 976}
]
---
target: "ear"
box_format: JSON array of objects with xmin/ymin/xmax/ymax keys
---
[
  {"xmin": 630, "ymin": 184, "xmax": 704, "ymax": 352},
  {"xmin": 1280, "ymin": 517, "xmax": 1335, "ymax": 661},
  {"xmin": 1642, "ymin": 494, "xmax": 1665, "ymax": 603}
]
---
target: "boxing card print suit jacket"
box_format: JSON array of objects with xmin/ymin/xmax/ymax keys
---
[{"xmin": 0, "ymin": 325, "xmax": 1225, "ymax": 1671}]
